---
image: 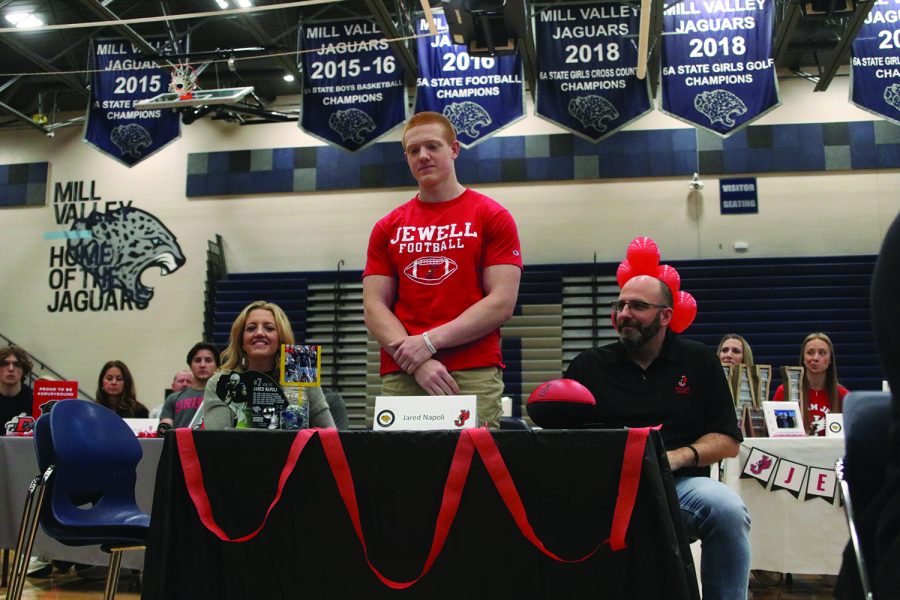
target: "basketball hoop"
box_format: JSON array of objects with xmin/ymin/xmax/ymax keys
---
[{"xmin": 169, "ymin": 63, "xmax": 197, "ymax": 100}]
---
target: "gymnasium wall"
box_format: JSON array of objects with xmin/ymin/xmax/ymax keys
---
[{"xmin": 0, "ymin": 76, "xmax": 897, "ymax": 411}]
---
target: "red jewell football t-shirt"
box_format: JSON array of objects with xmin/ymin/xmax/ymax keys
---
[{"xmin": 364, "ymin": 189, "xmax": 523, "ymax": 375}]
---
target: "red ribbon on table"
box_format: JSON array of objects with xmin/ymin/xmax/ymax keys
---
[{"xmin": 176, "ymin": 426, "xmax": 653, "ymax": 588}]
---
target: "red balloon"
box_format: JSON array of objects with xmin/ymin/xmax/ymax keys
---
[
  {"xmin": 656, "ymin": 264, "xmax": 681, "ymax": 297},
  {"xmin": 616, "ymin": 259, "xmax": 634, "ymax": 288},
  {"xmin": 669, "ymin": 291, "xmax": 697, "ymax": 334},
  {"xmin": 626, "ymin": 237, "xmax": 660, "ymax": 275}
]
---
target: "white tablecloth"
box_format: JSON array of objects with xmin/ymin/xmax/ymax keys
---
[{"xmin": 723, "ymin": 436, "xmax": 849, "ymax": 574}]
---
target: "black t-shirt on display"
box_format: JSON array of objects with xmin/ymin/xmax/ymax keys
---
[{"xmin": 565, "ymin": 330, "xmax": 742, "ymax": 478}]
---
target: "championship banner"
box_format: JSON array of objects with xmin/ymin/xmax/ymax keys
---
[
  {"xmin": 84, "ymin": 38, "xmax": 180, "ymax": 167},
  {"xmin": 414, "ymin": 11, "xmax": 524, "ymax": 147},
  {"xmin": 534, "ymin": 2, "xmax": 651, "ymax": 142},
  {"xmin": 660, "ymin": 0, "xmax": 780, "ymax": 137},
  {"xmin": 740, "ymin": 446, "xmax": 777, "ymax": 487},
  {"xmin": 770, "ymin": 458, "xmax": 807, "ymax": 498},
  {"xmin": 850, "ymin": 0, "xmax": 900, "ymax": 125},
  {"xmin": 299, "ymin": 19, "xmax": 407, "ymax": 152}
]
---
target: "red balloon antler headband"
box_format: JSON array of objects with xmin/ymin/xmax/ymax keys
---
[{"xmin": 615, "ymin": 237, "xmax": 697, "ymax": 334}]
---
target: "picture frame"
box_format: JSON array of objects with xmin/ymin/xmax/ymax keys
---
[
  {"xmin": 781, "ymin": 366, "xmax": 804, "ymax": 404},
  {"xmin": 755, "ymin": 365, "xmax": 772, "ymax": 406},
  {"xmin": 279, "ymin": 344, "xmax": 321, "ymax": 387},
  {"xmin": 736, "ymin": 365, "xmax": 757, "ymax": 410},
  {"xmin": 762, "ymin": 400, "xmax": 807, "ymax": 437}
]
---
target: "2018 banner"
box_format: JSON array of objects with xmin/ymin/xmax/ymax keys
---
[
  {"xmin": 660, "ymin": 0, "xmax": 780, "ymax": 137},
  {"xmin": 534, "ymin": 2, "xmax": 651, "ymax": 142},
  {"xmin": 414, "ymin": 12, "xmax": 524, "ymax": 148},
  {"xmin": 84, "ymin": 38, "xmax": 180, "ymax": 167},
  {"xmin": 851, "ymin": 0, "xmax": 900, "ymax": 125},
  {"xmin": 299, "ymin": 18, "xmax": 407, "ymax": 152}
]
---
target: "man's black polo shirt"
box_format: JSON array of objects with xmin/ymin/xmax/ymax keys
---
[{"xmin": 565, "ymin": 330, "xmax": 742, "ymax": 478}]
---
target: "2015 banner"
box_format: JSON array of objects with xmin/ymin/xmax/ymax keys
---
[
  {"xmin": 851, "ymin": 0, "xmax": 900, "ymax": 125},
  {"xmin": 660, "ymin": 0, "xmax": 780, "ymax": 137},
  {"xmin": 534, "ymin": 2, "xmax": 651, "ymax": 142},
  {"xmin": 299, "ymin": 18, "xmax": 407, "ymax": 152},
  {"xmin": 84, "ymin": 38, "xmax": 181, "ymax": 167},
  {"xmin": 414, "ymin": 12, "xmax": 524, "ymax": 148}
]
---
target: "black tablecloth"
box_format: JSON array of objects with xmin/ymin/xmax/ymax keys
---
[{"xmin": 142, "ymin": 429, "xmax": 698, "ymax": 600}]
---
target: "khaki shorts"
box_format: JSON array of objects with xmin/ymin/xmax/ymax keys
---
[{"xmin": 381, "ymin": 366, "xmax": 504, "ymax": 428}]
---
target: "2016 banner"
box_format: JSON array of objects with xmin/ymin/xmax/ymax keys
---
[
  {"xmin": 299, "ymin": 18, "xmax": 407, "ymax": 152},
  {"xmin": 414, "ymin": 12, "xmax": 524, "ymax": 148},
  {"xmin": 660, "ymin": 0, "xmax": 780, "ymax": 137},
  {"xmin": 851, "ymin": 0, "xmax": 900, "ymax": 125},
  {"xmin": 84, "ymin": 38, "xmax": 180, "ymax": 167},
  {"xmin": 534, "ymin": 2, "xmax": 651, "ymax": 142}
]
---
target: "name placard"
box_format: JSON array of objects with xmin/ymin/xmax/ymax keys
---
[{"xmin": 373, "ymin": 395, "xmax": 477, "ymax": 430}]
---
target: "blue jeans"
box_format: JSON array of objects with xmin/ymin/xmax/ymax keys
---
[{"xmin": 675, "ymin": 476, "xmax": 751, "ymax": 600}]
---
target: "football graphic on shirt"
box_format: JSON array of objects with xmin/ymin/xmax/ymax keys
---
[{"xmin": 404, "ymin": 256, "xmax": 458, "ymax": 285}]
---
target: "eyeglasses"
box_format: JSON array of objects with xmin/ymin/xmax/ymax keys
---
[
  {"xmin": 0, "ymin": 360, "xmax": 22, "ymax": 369},
  {"xmin": 610, "ymin": 300, "xmax": 669, "ymax": 314}
]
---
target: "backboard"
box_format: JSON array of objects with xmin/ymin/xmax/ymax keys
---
[{"xmin": 134, "ymin": 86, "xmax": 254, "ymax": 109}]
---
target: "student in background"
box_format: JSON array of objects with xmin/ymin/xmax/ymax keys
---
[
  {"xmin": 160, "ymin": 342, "xmax": 219, "ymax": 429},
  {"xmin": 95, "ymin": 360, "xmax": 148, "ymax": 418},
  {"xmin": 0, "ymin": 346, "xmax": 33, "ymax": 434},
  {"xmin": 718, "ymin": 334, "xmax": 754, "ymax": 366},
  {"xmin": 772, "ymin": 332, "xmax": 848, "ymax": 436}
]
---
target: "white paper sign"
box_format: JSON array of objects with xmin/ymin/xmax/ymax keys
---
[
  {"xmin": 805, "ymin": 467, "xmax": 837, "ymax": 502},
  {"xmin": 771, "ymin": 459, "xmax": 807, "ymax": 496},
  {"xmin": 825, "ymin": 413, "xmax": 844, "ymax": 437},
  {"xmin": 373, "ymin": 396, "xmax": 478, "ymax": 431},
  {"xmin": 741, "ymin": 446, "xmax": 777, "ymax": 485}
]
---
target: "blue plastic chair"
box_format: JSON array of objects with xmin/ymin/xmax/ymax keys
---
[
  {"xmin": 6, "ymin": 400, "xmax": 150, "ymax": 600},
  {"xmin": 835, "ymin": 391, "xmax": 893, "ymax": 600}
]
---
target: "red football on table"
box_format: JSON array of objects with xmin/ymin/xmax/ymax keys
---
[{"xmin": 526, "ymin": 379, "xmax": 596, "ymax": 429}]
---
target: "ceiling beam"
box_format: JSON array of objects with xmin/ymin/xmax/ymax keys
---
[
  {"xmin": 814, "ymin": 0, "xmax": 876, "ymax": 91},
  {"xmin": 648, "ymin": 0, "xmax": 665, "ymax": 98},
  {"xmin": 363, "ymin": 0, "xmax": 419, "ymax": 82},
  {"xmin": 520, "ymin": 5, "xmax": 537, "ymax": 101},
  {"xmin": 0, "ymin": 100, "xmax": 51, "ymax": 134},
  {"xmin": 773, "ymin": 0, "xmax": 803, "ymax": 66},
  {"xmin": 0, "ymin": 36, "xmax": 88, "ymax": 96},
  {"xmin": 232, "ymin": 10, "xmax": 303, "ymax": 82},
  {"xmin": 75, "ymin": 0, "xmax": 168, "ymax": 63}
]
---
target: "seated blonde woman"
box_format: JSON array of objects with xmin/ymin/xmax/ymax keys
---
[
  {"xmin": 717, "ymin": 334, "xmax": 754, "ymax": 366},
  {"xmin": 200, "ymin": 300, "xmax": 334, "ymax": 429}
]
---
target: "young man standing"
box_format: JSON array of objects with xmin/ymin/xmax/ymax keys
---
[
  {"xmin": 363, "ymin": 112, "xmax": 523, "ymax": 428},
  {"xmin": 160, "ymin": 342, "xmax": 219, "ymax": 429},
  {"xmin": 0, "ymin": 346, "xmax": 33, "ymax": 434}
]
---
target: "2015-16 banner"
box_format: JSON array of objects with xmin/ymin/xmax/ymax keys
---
[
  {"xmin": 534, "ymin": 2, "xmax": 651, "ymax": 142},
  {"xmin": 661, "ymin": 0, "xmax": 780, "ymax": 137},
  {"xmin": 414, "ymin": 11, "xmax": 524, "ymax": 148},
  {"xmin": 84, "ymin": 38, "xmax": 181, "ymax": 167},
  {"xmin": 299, "ymin": 18, "xmax": 407, "ymax": 152},
  {"xmin": 851, "ymin": 0, "xmax": 900, "ymax": 125}
]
